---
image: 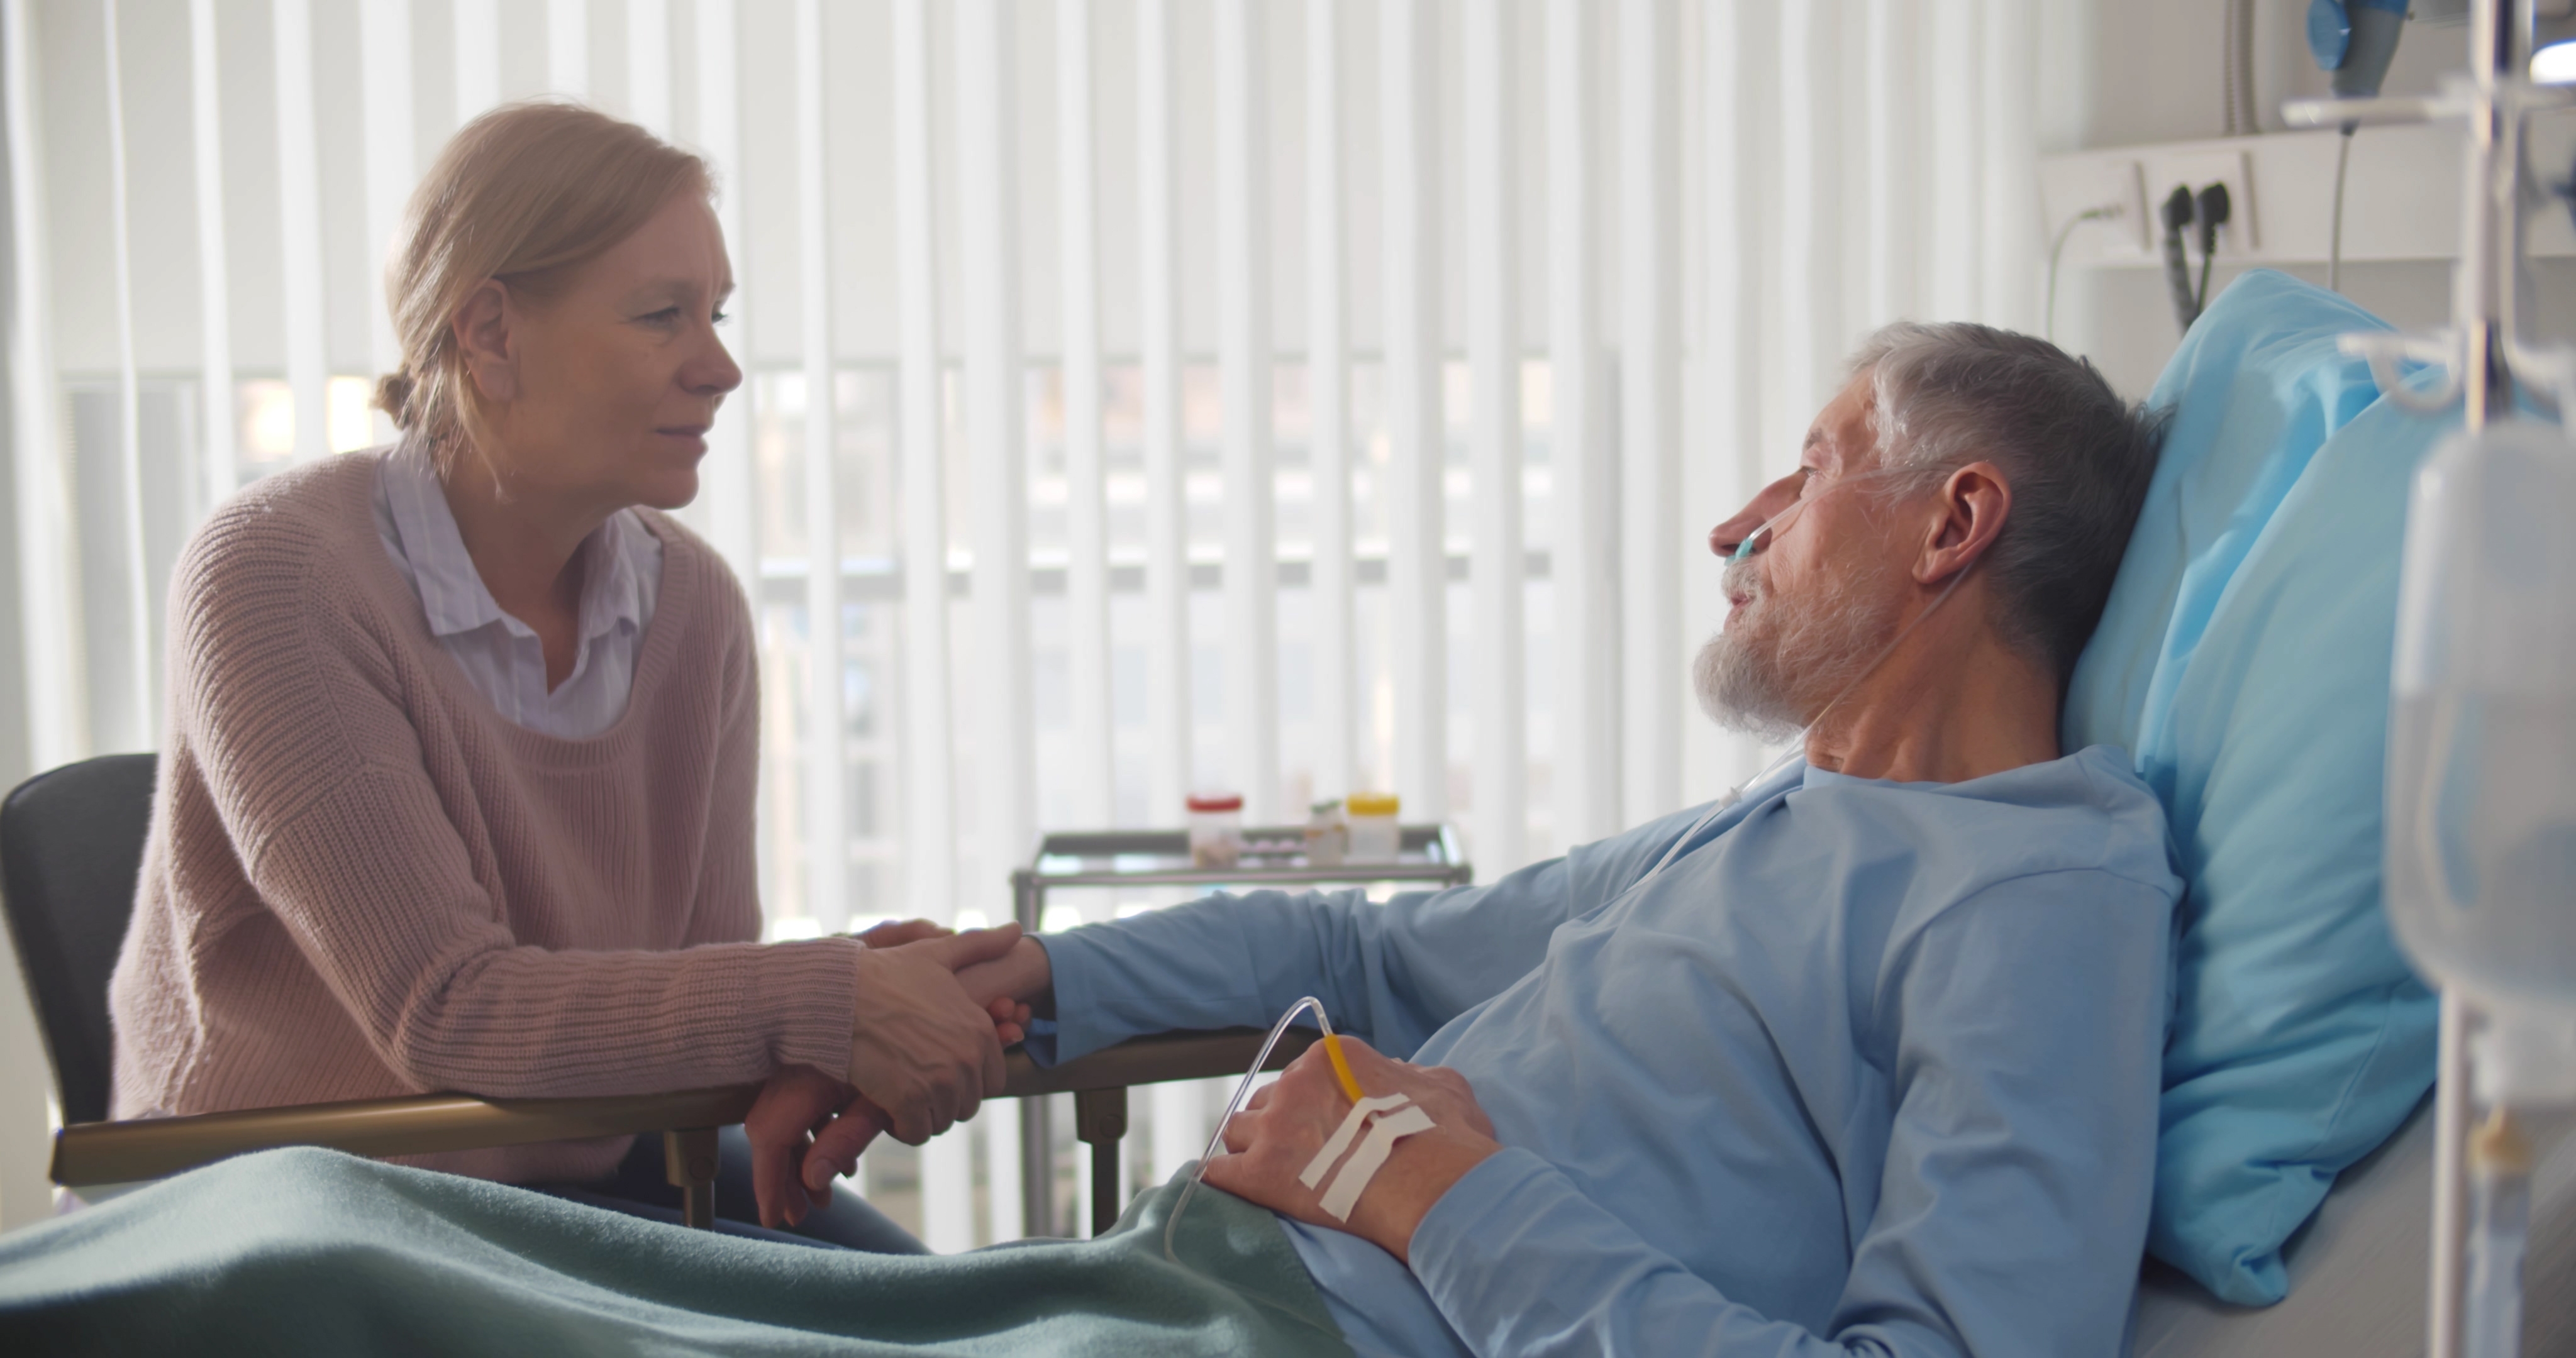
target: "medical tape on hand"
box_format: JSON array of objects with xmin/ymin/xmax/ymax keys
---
[
  {"xmin": 1298, "ymin": 1094, "xmax": 1417, "ymax": 1189},
  {"xmin": 1316, "ymin": 1104, "xmax": 1437, "ymax": 1222}
]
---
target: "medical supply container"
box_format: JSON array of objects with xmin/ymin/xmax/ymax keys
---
[
  {"xmin": 1185, "ymin": 792, "xmax": 1244, "ymax": 869},
  {"xmin": 1304, "ymin": 800, "xmax": 1347, "ymax": 867},
  {"xmin": 1346, "ymin": 793, "xmax": 1401, "ymax": 864},
  {"xmin": 2385, "ymin": 422, "xmax": 2576, "ymax": 1033}
]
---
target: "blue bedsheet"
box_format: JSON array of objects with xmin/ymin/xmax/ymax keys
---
[{"xmin": 0, "ymin": 1147, "xmax": 1351, "ymax": 1357}]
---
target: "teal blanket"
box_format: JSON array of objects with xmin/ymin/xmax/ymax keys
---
[{"xmin": 0, "ymin": 1147, "xmax": 1352, "ymax": 1356}]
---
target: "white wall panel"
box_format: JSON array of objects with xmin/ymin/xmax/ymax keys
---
[
  {"xmin": 549, "ymin": 0, "xmax": 589, "ymax": 99},
  {"xmin": 1546, "ymin": 0, "xmax": 1617, "ymax": 847},
  {"xmin": 359, "ymin": 0, "xmax": 411, "ymax": 448},
  {"xmin": 1616, "ymin": 0, "xmax": 1677, "ymax": 824},
  {"xmin": 270, "ymin": 0, "xmax": 326, "ymax": 463},
  {"xmin": 955, "ymin": 0, "xmax": 1035, "ymax": 890},
  {"xmin": 793, "ymin": 0, "xmax": 844, "ymax": 930},
  {"xmin": 1462, "ymin": 0, "xmax": 1524, "ymax": 874},
  {"xmin": 1303, "ymin": 0, "xmax": 1354, "ymax": 806},
  {"xmin": 1057, "ymin": 0, "xmax": 1112, "ymax": 829},
  {"xmin": 1379, "ymin": 0, "xmax": 1445, "ymax": 822},
  {"xmin": 626, "ymin": 0, "xmax": 670, "ymax": 137},
  {"xmin": 452, "ymin": 0, "xmax": 497, "ymax": 126},
  {"xmin": 100, "ymin": 0, "xmax": 151, "ymax": 748},
  {"xmin": 1136, "ymin": 0, "xmax": 1190, "ymax": 825},
  {"xmin": 1213, "ymin": 0, "xmax": 1278, "ymax": 822},
  {"xmin": 694, "ymin": 0, "xmax": 757, "ymax": 593},
  {"xmin": 186, "ymin": 0, "xmax": 233, "ymax": 516}
]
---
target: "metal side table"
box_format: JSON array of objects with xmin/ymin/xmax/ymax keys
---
[{"xmin": 1008, "ymin": 822, "xmax": 1472, "ymax": 1237}]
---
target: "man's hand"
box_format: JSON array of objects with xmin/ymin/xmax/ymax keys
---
[
  {"xmin": 846, "ymin": 924, "xmax": 1026, "ymax": 1144},
  {"xmin": 854, "ymin": 917, "xmax": 952, "ymax": 949},
  {"xmin": 952, "ymin": 933, "xmax": 1050, "ymax": 1029},
  {"xmin": 1199, "ymin": 1037, "xmax": 1501, "ymax": 1266}
]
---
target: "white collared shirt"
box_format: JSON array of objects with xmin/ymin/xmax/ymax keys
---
[{"xmin": 372, "ymin": 444, "xmax": 663, "ymax": 739}]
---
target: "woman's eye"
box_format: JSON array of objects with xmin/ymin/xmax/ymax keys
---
[
  {"xmin": 639, "ymin": 307, "xmax": 683, "ymax": 326},
  {"xmin": 711, "ymin": 309, "xmax": 731, "ymax": 326}
]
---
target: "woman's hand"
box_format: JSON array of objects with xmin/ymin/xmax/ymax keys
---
[
  {"xmin": 1199, "ymin": 1037, "xmax": 1501, "ymax": 1266},
  {"xmin": 745, "ymin": 1064, "xmax": 889, "ymax": 1229},
  {"xmin": 845, "ymin": 924, "xmax": 1026, "ymax": 1144}
]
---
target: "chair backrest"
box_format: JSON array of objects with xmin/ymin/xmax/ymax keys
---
[{"xmin": 0, "ymin": 753, "xmax": 156, "ymax": 1125}]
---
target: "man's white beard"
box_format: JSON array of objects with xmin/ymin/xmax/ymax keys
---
[{"xmin": 1694, "ymin": 554, "xmax": 1901, "ymax": 742}]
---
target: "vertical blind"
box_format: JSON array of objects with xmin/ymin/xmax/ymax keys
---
[{"xmin": 3, "ymin": 0, "xmax": 2046, "ymax": 1246}]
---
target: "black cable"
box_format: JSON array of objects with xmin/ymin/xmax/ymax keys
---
[
  {"xmin": 2193, "ymin": 183, "xmax": 2233, "ymax": 312},
  {"xmin": 2160, "ymin": 186, "xmax": 2201, "ymax": 335}
]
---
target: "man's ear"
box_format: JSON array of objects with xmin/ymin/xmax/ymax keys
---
[
  {"xmin": 450, "ymin": 280, "xmax": 519, "ymax": 406},
  {"xmin": 1917, "ymin": 461, "xmax": 2011, "ymax": 585}
]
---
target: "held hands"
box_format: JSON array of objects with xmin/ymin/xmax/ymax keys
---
[
  {"xmin": 845, "ymin": 922, "xmax": 1028, "ymax": 1144},
  {"xmin": 1200, "ymin": 1037, "xmax": 1502, "ymax": 1266},
  {"xmin": 745, "ymin": 919, "xmax": 1030, "ymax": 1230}
]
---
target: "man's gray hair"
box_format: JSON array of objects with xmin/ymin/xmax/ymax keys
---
[{"xmin": 1845, "ymin": 321, "xmax": 2167, "ymax": 683}]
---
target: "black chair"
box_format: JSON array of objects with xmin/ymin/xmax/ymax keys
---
[{"xmin": 0, "ymin": 753, "xmax": 157, "ymax": 1127}]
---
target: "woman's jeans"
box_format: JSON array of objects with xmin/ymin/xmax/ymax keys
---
[{"xmin": 532, "ymin": 1125, "xmax": 930, "ymax": 1253}]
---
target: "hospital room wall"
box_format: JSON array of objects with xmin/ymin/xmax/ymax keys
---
[{"xmin": 2057, "ymin": 0, "xmax": 2576, "ymax": 396}]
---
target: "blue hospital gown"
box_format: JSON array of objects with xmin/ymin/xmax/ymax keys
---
[{"xmin": 1032, "ymin": 744, "xmax": 2182, "ymax": 1358}]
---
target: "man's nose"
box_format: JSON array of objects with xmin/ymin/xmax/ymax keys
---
[{"xmin": 1709, "ymin": 511, "xmax": 1764, "ymax": 559}]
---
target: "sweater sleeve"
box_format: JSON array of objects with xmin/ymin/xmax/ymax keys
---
[
  {"xmin": 173, "ymin": 509, "xmax": 857, "ymax": 1098},
  {"xmin": 680, "ymin": 553, "xmax": 765, "ymax": 951}
]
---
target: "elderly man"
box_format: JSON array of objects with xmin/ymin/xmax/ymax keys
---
[
  {"xmin": 786, "ymin": 321, "xmax": 2179, "ymax": 1354},
  {"xmin": 0, "ymin": 324, "xmax": 2175, "ymax": 1358}
]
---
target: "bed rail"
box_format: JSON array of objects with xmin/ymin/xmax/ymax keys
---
[{"xmin": 48, "ymin": 1027, "xmax": 1312, "ymax": 1236}]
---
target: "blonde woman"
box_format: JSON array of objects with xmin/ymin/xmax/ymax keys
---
[{"xmin": 108, "ymin": 102, "xmax": 1018, "ymax": 1247}]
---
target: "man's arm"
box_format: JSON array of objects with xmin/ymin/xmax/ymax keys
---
[
  {"xmin": 1209, "ymin": 868, "xmax": 2175, "ymax": 1358},
  {"xmin": 967, "ymin": 802, "xmax": 1721, "ymax": 1067}
]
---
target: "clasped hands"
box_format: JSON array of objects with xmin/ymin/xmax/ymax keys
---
[
  {"xmin": 744, "ymin": 919, "xmax": 1036, "ymax": 1230},
  {"xmin": 748, "ymin": 929, "xmax": 1504, "ymax": 1262}
]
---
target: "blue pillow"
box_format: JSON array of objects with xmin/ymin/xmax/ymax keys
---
[{"xmin": 2065, "ymin": 269, "xmax": 2446, "ymax": 1305}]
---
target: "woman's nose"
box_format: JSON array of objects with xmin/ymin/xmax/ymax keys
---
[{"xmin": 690, "ymin": 336, "xmax": 745, "ymax": 396}]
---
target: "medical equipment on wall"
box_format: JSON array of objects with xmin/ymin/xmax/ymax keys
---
[
  {"xmin": 2309, "ymin": 0, "xmax": 2411, "ymax": 290},
  {"xmin": 2286, "ymin": 3, "xmax": 2576, "ymax": 1351},
  {"xmin": 2161, "ymin": 187, "xmax": 2204, "ymax": 334},
  {"xmin": 2155, "ymin": 184, "xmax": 2235, "ymax": 336}
]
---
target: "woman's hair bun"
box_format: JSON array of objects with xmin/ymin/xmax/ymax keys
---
[{"xmin": 373, "ymin": 369, "xmax": 416, "ymax": 429}]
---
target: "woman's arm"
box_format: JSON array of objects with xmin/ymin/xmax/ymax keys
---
[
  {"xmin": 171, "ymin": 521, "xmax": 860, "ymax": 1099},
  {"xmin": 681, "ymin": 571, "xmax": 762, "ymax": 947}
]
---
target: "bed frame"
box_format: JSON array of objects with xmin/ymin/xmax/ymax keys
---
[{"xmin": 47, "ymin": 1025, "xmax": 1315, "ymax": 1238}]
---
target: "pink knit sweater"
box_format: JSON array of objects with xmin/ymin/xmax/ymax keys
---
[{"xmin": 109, "ymin": 454, "xmax": 863, "ymax": 1183}]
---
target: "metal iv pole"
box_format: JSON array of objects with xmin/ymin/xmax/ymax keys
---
[{"xmin": 2284, "ymin": 3, "xmax": 2563, "ymax": 1354}]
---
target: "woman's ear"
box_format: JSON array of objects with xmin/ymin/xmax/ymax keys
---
[
  {"xmin": 451, "ymin": 280, "xmax": 520, "ymax": 405},
  {"xmin": 1916, "ymin": 461, "xmax": 2011, "ymax": 585}
]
